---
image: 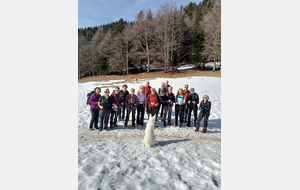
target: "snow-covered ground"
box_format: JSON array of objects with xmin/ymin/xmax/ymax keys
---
[
  {"xmin": 176, "ymin": 62, "xmax": 221, "ymax": 71},
  {"xmin": 177, "ymin": 64, "xmax": 195, "ymax": 70},
  {"xmin": 205, "ymin": 62, "xmax": 221, "ymax": 70},
  {"xmin": 78, "ymin": 76, "xmax": 221, "ymax": 190}
]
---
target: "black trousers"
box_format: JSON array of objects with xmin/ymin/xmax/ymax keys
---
[
  {"xmin": 137, "ymin": 104, "xmax": 145, "ymax": 126},
  {"xmin": 195, "ymin": 112, "xmax": 209, "ymax": 130},
  {"xmin": 187, "ymin": 105, "xmax": 198, "ymax": 126},
  {"xmin": 110, "ymin": 108, "xmax": 121, "ymax": 127},
  {"xmin": 163, "ymin": 104, "xmax": 172, "ymax": 125},
  {"xmin": 89, "ymin": 108, "xmax": 99, "ymax": 129},
  {"xmin": 184, "ymin": 104, "xmax": 189, "ymax": 121},
  {"xmin": 175, "ymin": 105, "xmax": 184, "ymax": 125},
  {"xmin": 100, "ymin": 109, "xmax": 111, "ymax": 130},
  {"xmin": 120, "ymin": 104, "xmax": 126, "ymax": 120},
  {"xmin": 125, "ymin": 108, "xmax": 136, "ymax": 126}
]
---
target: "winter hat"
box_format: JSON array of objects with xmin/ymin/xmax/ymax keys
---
[
  {"xmin": 202, "ymin": 95, "xmax": 209, "ymax": 100},
  {"xmin": 190, "ymin": 87, "xmax": 195, "ymax": 91}
]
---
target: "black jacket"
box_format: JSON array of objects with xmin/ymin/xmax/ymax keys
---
[
  {"xmin": 98, "ymin": 96, "xmax": 114, "ymax": 110},
  {"xmin": 162, "ymin": 92, "xmax": 175, "ymax": 106},
  {"xmin": 187, "ymin": 93, "xmax": 199, "ymax": 108},
  {"xmin": 119, "ymin": 90, "xmax": 129, "ymax": 104},
  {"xmin": 199, "ymin": 100, "xmax": 211, "ymax": 115}
]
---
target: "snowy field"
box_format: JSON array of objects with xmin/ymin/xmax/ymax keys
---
[{"xmin": 78, "ymin": 76, "xmax": 221, "ymax": 190}]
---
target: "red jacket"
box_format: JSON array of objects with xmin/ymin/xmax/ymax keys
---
[
  {"xmin": 183, "ymin": 90, "xmax": 190, "ymax": 103},
  {"xmin": 145, "ymin": 85, "xmax": 151, "ymax": 97},
  {"xmin": 148, "ymin": 93, "xmax": 159, "ymax": 107}
]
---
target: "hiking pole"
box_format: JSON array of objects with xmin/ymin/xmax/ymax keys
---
[
  {"xmin": 192, "ymin": 109, "xmax": 194, "ymax": 129},
  {"xmin": 116, "ymin": 108, "xmax": 118, "ymax": 131},
  {"xmin": 98, "ymin": 109, "xmax": 103, "ymax": 134}
]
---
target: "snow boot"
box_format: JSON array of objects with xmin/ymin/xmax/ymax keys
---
[
  {"xmin": 94, "ymin": 123, "xmax": 99, "ymax": 130},
  {"xmin": 201, "ymin": 127, "xmax": 207, "ymax": 133}
]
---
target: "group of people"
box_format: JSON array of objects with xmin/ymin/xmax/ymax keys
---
[{"xmin": 87, "ymin": 80, "xmax": 211, "ymax": 133}]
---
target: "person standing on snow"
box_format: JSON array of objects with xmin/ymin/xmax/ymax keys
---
[
  {"xmin": 162, "ymin": 86, "xmax": 175, "ymax": 127},
  {"xmin": 175, "ymin": 88, "xmax": 186, "ymax": 127},
  {"xmin": 110, "ymin": 87, "xmax": 121, "ymax": 128},
  {"xmin": 119, "ymin": 84, "xmax": 129, "ymax": 122},
  {"xmin": 187, "ymin": 87, "xmax": 199, "ymax": 127},
  {"xmin": 158, "ymin": 82, "xmax": 167, "ymax": 121},
  {"xmin": 148, "ymin": 87, "xmax": 159, "ymax": 120},
  {"xmin": 183, "ymin": 84, "xmax": 191, "ymax": 123},
  {"xmin": 165, "ymin": 80, "xmax": 170, "ymax": 91},
  {"xmin": 89, "ymin": 87, "xmax": 101, "ymax": 131},
  {"xmin": 144, "ymin": 81, "xmax": 151, "ymax": 118},
  {"xmin": 98, "ymin": 88, "xmax": 115, "ymax": 131},
  {"xmin": 195, "ymin": 95, "xmax": 211, "ymax": 133},
  {"xmin": 136, "ymin": 85, "xmax": 147, "ymax": 126},
  {"xmin": 124, "ymin": 88, "xmax": 138, "ymax": 128}
]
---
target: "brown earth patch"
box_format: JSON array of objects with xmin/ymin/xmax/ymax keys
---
[{"xmin": 78, "ymin": 69, "xmax": 221, "ymax": 83}]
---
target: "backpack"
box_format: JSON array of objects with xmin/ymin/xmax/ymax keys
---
[
  {"xmin": 86, "ymin": 91, "xmax": 95, "ymax": 105},
  {"xmin": 112, "ymin": 92, "xmax": 120, "ymax": 105}
]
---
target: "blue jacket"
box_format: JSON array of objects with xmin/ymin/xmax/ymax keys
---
[
  {"xmin": 199, "ymin": 100, "xmax": 211, "ymax": 115},
  {"xmin": 175, "ymin": 95, "xmax": 186, "ymax": 105}
]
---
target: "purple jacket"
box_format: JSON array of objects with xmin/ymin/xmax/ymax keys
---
[
  {"xmin": 137, "ymin": 90, "xmax": 147, "ymax": 105},
  {"xmin": 89, "ymin": 93, "xmax": 101, "ymax": 109}
]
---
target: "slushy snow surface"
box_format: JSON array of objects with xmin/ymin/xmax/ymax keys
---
[{"xmin": 78, "ymin": 77, "xmax": 221, "ymax": 190}]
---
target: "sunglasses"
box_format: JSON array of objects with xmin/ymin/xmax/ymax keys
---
[
  {"xmin": 151, "ymin": 90, "xmax": 155, "ymax": 91},
  {"xmin": 203, "ymin": 97, "xmax": 208, "ymax": 99},
  {"xmin": 115, "ymin": 90, "xmax": 119, "ymax": 91}
]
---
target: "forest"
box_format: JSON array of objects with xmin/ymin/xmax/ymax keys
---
[{"xmin": 78, "ymin": 0, "xmax": 221, "ymax": 78}]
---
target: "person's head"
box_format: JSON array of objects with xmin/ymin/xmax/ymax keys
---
[
  {"xmin": 115, "ymin": 87, "xmax": 120, "ymax": 94},
  {"xmin": 145, "ymin": 81, "xmax": 150, "ymax": 86},
  {"xmin": 184, "ymin": 84, "xmax": 189, "ymax": 91},
  {"xmin": 190, "ymin": 87, "xmax": 195, "ymax": 94},
  {"xmin": 139, "ymin": 85, "xmax": 145, "ymax": 92},
  {"xmin": 130, "ymin": 88, "xmax": 135, "ymax": 95},
  {"xmin": 161, "ymin": 82, "xmax": 165, "ymax": 88},
  {"xmin": 150, "ymin": 87, "xmax": 156, "ymax": 94},
  {"xmin": 203, "ymin": 95, "xmax": 209, "ymax": 102},
  {"xmin": 168, "ymin": 86, "xmax": 173, "ymax": 93},
  {"xmin": 165, "ymin": 80, "xmax": 169, "ymax": 86},
  {"xmin": 94, "ymin": 87, "xmax": 101, "ymax": 94},
  {"xmin": 104, "ymin": 88, "xmax": 110, "ymax": 96},
  {"xmin": 177, "ymin": 88, "xmax": 184, "ymax": 96},
  {"xmin": 123, "ymin": 84, "xmax": 128, "ymax": 91}
]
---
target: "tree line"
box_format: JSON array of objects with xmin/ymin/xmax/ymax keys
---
[{"xmin": 78, "ymin": 0, "xmax": 221, "ymax": 78}]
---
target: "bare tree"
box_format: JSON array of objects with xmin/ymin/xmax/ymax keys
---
[
  {"xmin": 201, "ymin": 0, "xmax": 221, "ymax": 71},
  {"xmin": 132, "ymin": 9, "xmax": 155, "ymax": 72},
  {"xmin": 103, "ymin": 25, "xmax": 134, "ymax": 74}
]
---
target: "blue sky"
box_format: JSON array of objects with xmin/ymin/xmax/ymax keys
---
[{"xmin": 78, "ymin": 0, "xmax": 200, "ymax": 28}]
